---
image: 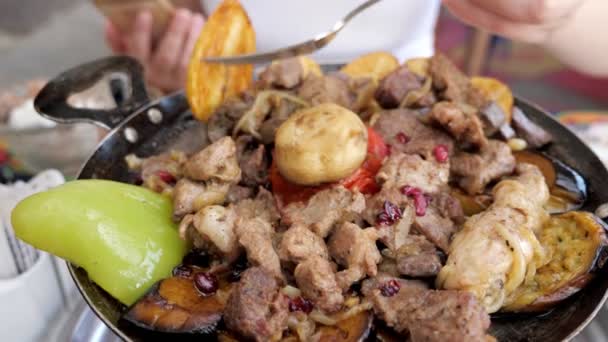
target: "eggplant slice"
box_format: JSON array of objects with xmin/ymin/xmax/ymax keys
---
[
  {"xmin": 122, "ymin": 266, "xmax": 232, "ymax": 334},
  {"xmin": 314, "ymin": 311, "xmax": 373, "ymax": 342},
  {"xmin": 503, "ymin": 211, "xmax": 608, "ymax": 312}
]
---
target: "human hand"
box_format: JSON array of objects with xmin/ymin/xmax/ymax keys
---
[
  {"xmin": 442, "ymin": 0, "xmax": 587, "ymax": 44},
  {"xmin": 105, "ymin": 9, "xmax": 205, "ymax": 93}
]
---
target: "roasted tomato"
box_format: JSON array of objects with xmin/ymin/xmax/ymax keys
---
[{"xmin": 270, "ymin": 127, "xmax": 388, "ymax": 205}]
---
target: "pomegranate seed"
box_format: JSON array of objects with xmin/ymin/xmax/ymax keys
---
[
  {"xmin": 386, "ymin": 144, "xmax": 393, "ymax": 156},
  {"xmin": 376, "ymin": 201, "xmax": 402, "ymax": 226},
  {"xmin": 379, "ymin": 279, "xmax": 401, "ymax": 297},
  {"xmin": 289, "ymin": 296, "xmax": 314, "ymax": 314},
  {"xmin": 413, "ymin": 193, "xmax": 428, "ymax": 216},
  {"xmin": 172, "ymin": 265, "xmax": 192, "ymax": 278},
  {"xmin": 401, "ymin": 185, "xmax": 422, "ymax": 197},
  {"xmin": 194, "ymin": 272, "xmax": 219, "ymax": 296},
  {"xmin": 157, "ymin": 170, "xmax": 176, "ymax": 185},
  {"xmin": 395, "ymin": 132, "xmax": 410, "ymax": 144},
  {"xmin": 433, "ymin": 144, "xmax": 449, "ymax": 163}
]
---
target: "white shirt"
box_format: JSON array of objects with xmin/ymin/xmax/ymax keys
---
[{"xmin": 202, "ymin": 0, "xmax": 441, "ymax": 64}]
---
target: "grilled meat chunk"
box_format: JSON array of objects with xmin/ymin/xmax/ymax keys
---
[
  {"xmin": 451, "ymin": 139, "xmax": 516, "ymax": 195},
  {"xmin": 362, "ymin": 186, "xmax": 414, "ymax": 251},
  {"xmin": 236, "ymin": 218, "xmax": 282, "ymax": 280},
  {"xmin": 375, "ymin": 66, "xmax": 423, "ymax": 108},
  {"xmin": 429, "ymin": 102, "xmax": 487, "ymax": 149},
  {"xmin": 173, "ymin": 179, "xmax": 230, "ymax": 219},
  {"xmin": 377, "ymin": 152, "xmax": 449, "ymax": 195},
  {"xmin": 279, "ymin": 224, "xmax": 329, "ymax": 264},
  {"xmin": 396, "ymin": 235, "xmax": 443, "ymax": 277},
  {"xmin": 297, "ymin": 74, "xmax": 354, "ymax": 110},
  {"xmin": 183, "ymin": 136, "xmax": 241, "ymax": 183},
  {"xmin": 295, "ymin": 256, "xmax": 344, "ymax": 313},
  {"xmin": 207, "ymin": 93, "xmax": 254, "ymax": 142},
  {"xmin": 258, "ymin": 57, "xmax": 305, "ymax": 89},
  {"xmin": 235, "ymin": 135, "xmax": 269, "ymax": 187},
  {"xmin": 224, "ymin": 267, "xmax": 289, "ymax": 341}
]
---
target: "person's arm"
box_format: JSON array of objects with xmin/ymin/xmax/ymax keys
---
[{"xmin": 442, "ymin": 0, "xmax": 608, "ymax": 77}]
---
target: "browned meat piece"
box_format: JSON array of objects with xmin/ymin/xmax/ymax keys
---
[
  {"xmin": 179, "ymin": 205, "xmax": 239, "ymax": 260},
  {"xmin": 235, "ymin": 135, "xmax": 269, "ymax": 186},
  {"xmin": 433, "ymin": 191, "xmax": 465, "ymax": 224},
  {"xmin": 363, "ymin": 276, "xmax": 491, "ymax": 342},
  {"xmin": 328, "ymin": 222, "xmax": 381, "ymax": 289},
  {"xmin": 183, "ymin": 137, "xmax": 242, "ymax": 183},
  {"xmin": 173, "ymin": 179, "xmax": 230, "ymax": 219},
  {"xmin": 413, "ymin": 202, "xmax": 458, "ymax": 252},
  {"xmin": 512, "ymin": 106, "xmax": 553, "ymax": 148},
  {"xmin": 235, "ymin": 187, "xmax": 280, "ymax": 225},
  {"xmin": 429, "ymin": 53, "xmax": 471, "ymax": 103},
  {"xmin": 133, "ymin": 151, "xmax": 187, "ymax": 193},
  {"xmin": 372, "ymin": 109, "xmax": 454, "ymax": 159},
  {"xmin": 396, "ymin": 235, "xmax": 442, "ymax": 277},
  {"xmin": 467, "ymin": 86, "xmax": 490, "ymax": 110},
  {"xmin": 225, "ymin": 184, "xmax": 254, "ymax": 204},
  {"xmin": 297, "ymin": 74, "xmax": 354, "ymax": 110},
  {"xmin": 258, "ymin": 57, "xmax": 304, "ymax": 89},
  {"xmin": 429, "ymin": 102, "xmax": 488, "ymax": 149},
  {"xmin": 362, "ymin": 187, "xmax": 413, "ymax": 251},
  {"xmin": 207, "ymin": 92, "xmax": 254, "ymax": 142},
  {"xmin": 451, "ymin": 139, "xmax": 516, "ymax": 195},
  {"xmin": 478, "ymin": 101, "xmax": 507, "ymax": 136},
  {"xmin": 279, "ymin": 224, "xmax": 329, "ymax": 264},
  {"xmin": 374, "ymin": 65, "xmax": 423, "ymax": 108},
  {"xmin": 294, "ymin": 256, "xmax": 344, "ymax": 312},
  {"xmin": 236, "ymin": 218, "xmax": 283, "ymax": 280},
  {"xmin": 258, "ymin": 97, "xmax": 304, "ymax": 144},
  {"xmin": 282, "ymin": 186, "xmax": 366, "ymax": 238},
  {"xmin": 376, "ymin": 152, "xmax": 449, "ymax": 194},
  {"xmin": 224, "ymin": 267, "xmax": 289, "ymax": 341},
  {"xmin": 496, "ymin": 122, "xmax": 516, "ymax": 140}
]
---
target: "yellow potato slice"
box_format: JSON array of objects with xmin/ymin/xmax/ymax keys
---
[
  {"xmin": 186, "ymin": 0, "xmax": 256, "ymax": 121},
  {"xmin": 405, "ymin": 57, "xmax": 430, "ymax": 77},
  {"xmin": 471, "ymin": 76, "xmax": 514, "ymax": 122},
  {"xmin": 300, "ymin": 56, "xmax": 323, "ymax": 78},
  {"xmin": 340, "ymin": 51, "xmax": 399, "ymax": 80}
]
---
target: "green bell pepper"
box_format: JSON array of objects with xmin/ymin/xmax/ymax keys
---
[{"xmin": 11, "ymin": 179, "xmax": 188, "ymax": 305}]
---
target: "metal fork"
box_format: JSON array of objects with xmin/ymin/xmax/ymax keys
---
[{"xmin": 203, "ymin": 0, "xmax": 382, "ymax": 65}]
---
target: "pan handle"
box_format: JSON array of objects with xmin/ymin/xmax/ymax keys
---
[{"xmin": 34, "ymin": 56, "xmax": 149, "ymax": 130}]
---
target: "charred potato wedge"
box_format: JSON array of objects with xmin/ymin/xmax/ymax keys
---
[
  {"xmin": 405, "ymin": 57, "xmax": 430, "ymax": 77},
  {"xmin": 123, "ymin": 268, "xmax": 233, "ymax": 334},
  {"xmin": 504, "ymin": 211, "xmax": 608, "ymax": 312},
  {"xmin": 340, "ymin": 51, "xmax": 399, "ymax": 80},
  {"xmin": 186, "ymin": 0, "xmax": 255, "ymax": 121}
]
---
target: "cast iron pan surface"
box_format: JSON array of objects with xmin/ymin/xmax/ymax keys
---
[{"xmin": 35, "ymin": 56, "xmax": 608, "ymax": 341}]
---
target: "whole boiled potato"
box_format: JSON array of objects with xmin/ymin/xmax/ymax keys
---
[{"xmin": 275, "ymin": 103, "xmax": 368, "ymax": 185}]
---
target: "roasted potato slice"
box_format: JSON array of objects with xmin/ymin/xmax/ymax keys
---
[
  {"xmin": 405, "ymin": 57, "xmax": 430, "ymax": 77},
  {"xmin": 186, "ymin": 0, "xmax": 255, "ymax": 121},
  {"xmin": 123, "ymin": 266, "xmax": 233, "ymax": 334},
  {"xmin": 503, "ymin": 211, "xmax": 608, "ymax": 312},
  {"xmin": 340, "ymin": 51, "xmax": 399, "ymax": 80},
  {"xmin": 300, "ymin": 56, "xmax": 323, "ymax": 78},
  {"xmin": 471, "ymin": 76, "xmax": 514, "ymax": 122}
]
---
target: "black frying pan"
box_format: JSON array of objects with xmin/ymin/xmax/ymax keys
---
[{"xmin": 34, "ymin": 56, "xmax": 608, "ymax": 341}]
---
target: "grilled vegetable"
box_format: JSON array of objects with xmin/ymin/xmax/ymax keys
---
[
  {"xmin": 405, "ymin": 57, "xmax": 430, "ymax": 77},
  {"xmin": 11, "ymin": 180, "xmax": 187, "ymax": 306},
  {"xmin": 341, "ymin": 51, "xmax": 399, "ymax": 80},
  {"xmin": 504, "ymin": 211, "xmax": 608, "ymax": 312},
  {"xmin": 315, "ymin": 310, "xmax": 373, "ymax": 342},
  {"xmin": 186, "ymin": 0, "xmax": 255, "ymax": 121},
  {"xmin": 123, "ymin": 266, "xmax": 233, "ymax": 334}
]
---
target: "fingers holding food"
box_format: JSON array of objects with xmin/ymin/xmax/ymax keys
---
[
  {"xmin": 187, "ymin": 0, "xmax": 256, "ymax": 121},
  {"xmin": 275, "ymin": 103, "xmax": 368, "ymax": 186}
]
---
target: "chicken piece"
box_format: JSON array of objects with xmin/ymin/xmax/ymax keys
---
[
  {"xmin": 279, "ymin": 225, "xmax": 329, "ymax": 264},
  {"xmin": 437, "ymin": 163, "xmax": 550, "ymax": 313},
  {"xmin": 224, "ymin": 267, "xmax": 289, "ymax": 342},
  {"xmin": 328, "ymin": 222, "xmax": 382, "ymax": 290},
  {"xmin": 282, "ymin": 186, "xmax": 366, "ymax": 238},
  {"xmin": 173, "ymin": 179, "xmax": 230, "ymax": 219},
  {"xmin": 363, "ymin": 275, "xmax": 492, "ymax": 342},
  {"xmin": 178, "ymin": 205, "xmax": 239, "ymax": 261},
  {"xmin": 235, "ymin": 187, "xmax": 280, "ymax": 225},
  {"xmin": 451, "ymin": 140, "xmax": 516, "ymax": 195},
  {"xmin": 183, "ymin": 136, "xmax": 241, "ymax": 183},
  {"xmin": 236, "ymin": 218, "xmax": 283, "ymax": 280},
  {"xmin": 294, "ymin": 256, "xmax": 344, "ymax": 313},
  {"xmin": 429, "ymin": 102, "xmax": 487, "ymax": 149},
  {"xmin": 362, "ymin": 186, "xmax": 414, "ymax": 251},
  {"xmin": 396, "ymin": 235, "xmax": 443, "ymax": 277},
  {"xmin": 376, "ymin": 152, "xmax": 449, "ymax": 195}
]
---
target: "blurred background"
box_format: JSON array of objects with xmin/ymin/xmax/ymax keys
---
[{"xmin": 0, "ymin": 1, "xmax": 607, "ymax": 341}]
